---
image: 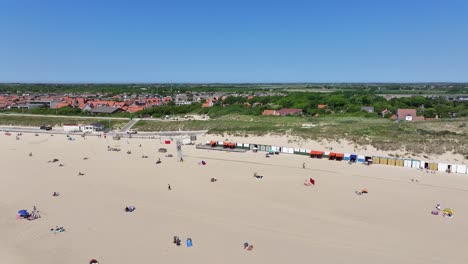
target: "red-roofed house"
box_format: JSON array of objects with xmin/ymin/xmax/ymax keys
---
[
  {"xmin": 397, "ymin": 109, "xmax": 425, "ymax": 121},
  {"xmin": 262, "ymin": 110, "xmax": 278, "ymax": 116},
  {"xmin": 317, "ymin": 104, "xmax": 327, "ymax": 109}
]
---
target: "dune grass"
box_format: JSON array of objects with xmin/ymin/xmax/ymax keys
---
[{"xmin": 134, "ymin": 115, "xmax": 468, "ymax": 157}]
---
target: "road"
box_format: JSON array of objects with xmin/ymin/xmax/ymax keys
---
[
  {"xmin": 0, "ymin": 113, "xmax": 130, "ymax": 120},
  {"xmin": 0, "ymin": 125, "xmax": 207, "ymax": 138}
]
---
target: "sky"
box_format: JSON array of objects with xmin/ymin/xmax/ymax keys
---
[{"xmin": 1, "ymin": 0, "xmax": 468, "ymax": 83}]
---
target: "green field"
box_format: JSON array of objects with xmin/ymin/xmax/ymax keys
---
[
  {"xmin": 134, "ymin": 115, "xmax": 468, "ymax": 157},
  {"xmin": 0, "ymin": 115, "xmax": 127, "ymax": 130}
]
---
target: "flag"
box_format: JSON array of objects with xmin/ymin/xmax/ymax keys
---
[{"xmin": 310, "ymin": 178, "xmax": 315, "ymax": 185}]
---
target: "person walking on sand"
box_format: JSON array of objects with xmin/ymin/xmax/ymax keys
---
[
  {"xmin": 168, "ymin": 184, "xmax": 171, "ymax": 191},
  {"xmin": 303, "ymin": 162, "xmax": 305, "ymax": 169}
]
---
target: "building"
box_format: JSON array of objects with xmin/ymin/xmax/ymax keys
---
[
  {"xmin": 455, "ymin": 96, "xmax": 468, "ymax": 102},
  {"xmin": 90, "ymin": 106, "xmax": 122, "ymax": 114},
  {"xmin": 63, "ymin": 124, "xmax": 82, "ymax": 132},
  {"xmin": 397, "ymin": 109, "xmax": 424, "ymax": 121},
  {"xmin": 276, "ymin": 108, "xmax": 303, "ymax": 116},
  {"xmin": 317, "ymin": 104, "xmax": 327, "ymax": 109},
  {"xmin": 361, "ymin": 106, "xmax": 374, "ymax": 113},
  {"xmin": 262, "ymin": 110, "xmax": 278, "ymax": 116}
]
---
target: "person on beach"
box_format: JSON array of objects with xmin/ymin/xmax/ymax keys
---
[
  {"xmin": 168, "ymin": 184, "xmax": 171, "ymax": 190},
  {"xmin": 303, "ymin": 162, "xmax": 305, "ymax": 169}
]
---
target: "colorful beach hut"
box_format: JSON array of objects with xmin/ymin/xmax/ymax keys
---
[
  {"xmin": 387, "ymin": 158, "xmax": 396, "ymax": 166},
  {"xmin": 328, "ymin": 152, "xmax": 337, "ymax": 160},
  {"xmin": 310, "ymin": 150, "xmax": 324, "ymax": 159},
  {"xmin": 395, "ymin": 159, "xmax": 404, "ymax": 167},
  {"xmin": 344, "ymin": 153, "xmax": 351, "ymax": 161},
  {"xmin": 349, "ymin": 154, "xmax": 358, "ymax": 163},
  {"xmin": 372, "ymin": 156, "xmax": 380, "ymax": 164},
  {"xmin": 357, "ymin": 155, "xmax": 365, "ymax": 163},
  {"xmin": 336, "ymin": 153, "xmax": 344, "ymax": 161}
]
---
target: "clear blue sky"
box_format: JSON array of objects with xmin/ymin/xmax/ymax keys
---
[{"xmin": 1, "ymin": 0, "xmax": 468, "ymax": 83}]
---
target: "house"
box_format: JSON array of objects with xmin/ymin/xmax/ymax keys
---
[
  {"xmin": 397, "ymin": 109, "xmax": 424, "ymax": 121},
  {"xmin": 262, "ymin": 110, "xmax": 278, "ymax": 116},
  {"xmin": 317, "ymin": 104, "xmax": 327, "ymax": 109},
  {"xmin": 90, "ymin": 106, "xmax": 122, "ymax": 114},
  {"xmin": 126, "ymin": 105, "xmax": 145, "ymax": 113},
  {"xmin": 276, "ymin": 108, "xmax": 303, "ymax": 116},
  {"xmin": 361, "ymin": 106, "xmax": 374, "ymax": 113},
  {"xmin": 455, "ymin": 96, "xmax": 468, "ymax": 102}
]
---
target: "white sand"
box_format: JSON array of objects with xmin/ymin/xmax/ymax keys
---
[{"xmin": 1, "ymin": 133, "xmax": 467, "ymax": 264}]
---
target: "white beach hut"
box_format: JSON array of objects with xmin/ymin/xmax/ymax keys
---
[
  {"xmin": 411, "ymin": 160, "xmax": 421, "ymax": 169},
  {"xmin": 447, "ymin": 164, "xmax": 458, "ymax": 173},
  {"xmin": 404, "ymin": 160, "xmax": 412, "ymax": 167},
  {"xmin": 456, "ymin": 165, "xmax": 467, "ymax": 174},
  {"xmin": 438, "ymin": 163, "xmax": 448, "ymax": 172}
]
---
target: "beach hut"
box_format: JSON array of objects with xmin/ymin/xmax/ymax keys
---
[
  {"xmin": 429, "ymin": 162, "xmax": 438, "ymax": 171},
  {"xmin": 388, "ymin": 158, "xmax": 396, "ymax": 166},
  {"xmin": 357, "ymin": 155, "xmax": 365, "ymax": 163},
  {"xmin": 438, "ymin": 163, "xmax": 448, "ymax": 172},
  {"xmin": 349, "ymin": 154, "xmax": 358, "ymax": 163},
  {"xmin": 395, "ymin": 159, "xmax": 404, "ymax": 167},
  {"xmin": 456, "ymin": 165, "xmax": 467, "ymax": 174},
  {"xmin": 310, "ymin": 150, "xmax": 324, "ymax": 159},
  {"xmin": 372, "ymin": 156, "xmax": 380, "ymax": 164},
  {"xmin": 411, "ymin": 160, "xmax": 421, "ymax": 169},
  {"xmin": 329, "ymin": 152, "xmax": 337, "ymax": 160},
  {"xmin": 336, "ymin": 153, "xmax": 344, "ymax": 161},
  {"xmin": 380, "ymin": 157, "xmax": 388, "ymax": 165},
  {"xmin": 446, "ymin": 164, "xmax": 457, "ymax": 173},
  {"xmin": 404, "ymin": 160, "xmax": 412, "ymax": 167},
  {"xmin": 210, "ymin": 141, "xmax": 217, "ymax": 147},
  {"xmin": 344, "ymin": 153, "xmax": 351, "ymax": 161}
]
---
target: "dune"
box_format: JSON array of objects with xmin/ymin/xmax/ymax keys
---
[{"xmin": 1, "ymin": 133, "xmax": 467, "ymax": 264}]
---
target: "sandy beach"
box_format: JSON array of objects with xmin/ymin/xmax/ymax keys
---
[{"xmin": 1, "ymin": 133, "xmax": 468, "ymax": 264}]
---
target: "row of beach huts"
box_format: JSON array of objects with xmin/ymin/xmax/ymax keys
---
[{"xmin": 205, "ymin": 140, "xmax": 468, "ymax": 175}]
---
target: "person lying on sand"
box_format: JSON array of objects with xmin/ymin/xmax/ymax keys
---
[
  {"xmin": 253, "ymin": 173, "xmax": 263, "ymax": 179},
  {"xmin": 211, "ymin": 178, "xmax": 218, "ymax": 182},
  {"xmin": 50, "ymin": 226, "xmax": 65, "ymax": 233},
  {"xmin": 59, "ymin": 164, "xmax": 64, "ymax": 167},
  {"xmin": 78, "ymin": 172, "xmax": 85, "ymax": 176},
  {"xmin": 29, "ymin": 153, "xmax": 32, "ymax": 157}
]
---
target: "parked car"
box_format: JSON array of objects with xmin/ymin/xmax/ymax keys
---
[
  {"xmin": 127, "ymin": 130, "xmax": 137, "ymax": 134},
  {"xmin": 40, "ymin": 125, "xmax": 52, "ymax": 131}
]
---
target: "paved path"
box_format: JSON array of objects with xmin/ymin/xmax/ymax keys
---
[{"xmin": 120, "ymin": 118, "xmax": 140, "ymax": 133}]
